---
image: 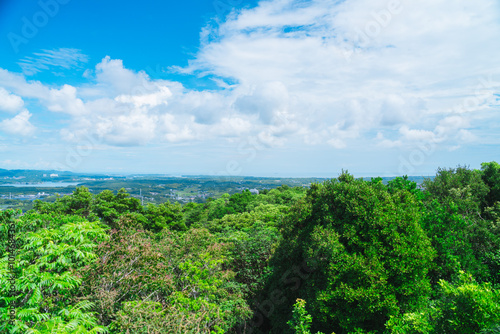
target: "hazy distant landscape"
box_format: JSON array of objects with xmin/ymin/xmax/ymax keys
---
[{"xmin": 0, "ymin": 168, "xmax": 429, "ymax": 212}]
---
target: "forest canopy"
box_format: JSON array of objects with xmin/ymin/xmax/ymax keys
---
[{"xmin": 1, "ymin": 163, "xmax": 500, "ymax": 333}]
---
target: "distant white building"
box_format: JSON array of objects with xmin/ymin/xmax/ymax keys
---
[
  {"xmin": 50, "ymin": 174, "xmax": 58, "ymax": 177},
  {"xmin": 249, "ymin": 188, "xmax": 259, "ymax": 195}
]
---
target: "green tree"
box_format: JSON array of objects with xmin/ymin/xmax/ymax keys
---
[
  {"xmin": 264, "ymin": 176, "xmax": 435, "ymax": 333},
  {"xmin": 144, "ymin": 201, "xmax": 185, "ymax": 232},
  {"xmin": 205, "ymin": 194, "xmax": 236, "ymax": 221},
  {"xmin": 387, "ymin": 176, "xmax": 425, "ymax": 201},
  {"xmin": 58, "ymin": 186, "xmax": 94, "ymax": 218},
  {"xmin": 421, "ymin": 200, "xmax": 490, "ymax": 284},
  {"xmin": 386, "ymin": 271, "xmax": 500, "ymax": 334},
  {"xmin": 92, "ymin": 189, "xmax": 143, "ymax": 226},
  {"xmin": 182, "ymin": 202, "xmax": 203, "ymax": 228},
  {"xmin": 228, "ymin": 189, "xmax": 255, "ymax": 213},
  {"xmin": 422, "ymin": 164, "xmax": 500, "ymax": 285},
  {"xmin": 78, "ymin": 223, "xmax": 251, "ymax": 332},
  {"xmin": 481, "ymin": 161, "xmax": 500, "ymax": 215},
  {"xmin": 423, "ymin": 166, "xmax": 488, "ymax": 217},
  {"xmin": 223, "ymin": 222, "xmax": 280, "ymax": 300},
  {"xmin": 287, "ymin": 299, "xmax": 325, "ymax": 334}
]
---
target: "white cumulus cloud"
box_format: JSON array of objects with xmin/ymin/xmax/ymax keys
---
[
  {"xmin": 0, "ymin": 88, "xmax": 24, "ymax": 113},
  {"xmin": 0, "ymin": 0, "xmax": 499, "ymax": 159},
  {"xmin": 0, "ymin": 110, "xmax": 36, "ymax": 136}
]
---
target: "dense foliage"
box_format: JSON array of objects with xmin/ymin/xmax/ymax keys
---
[
  {"xmin": 1, "ymin": 162, "xmax": 499, "ymax": 333},
  {"xmin": 261, "ymin": 173, "xmax": 435, "ymax": 333}
]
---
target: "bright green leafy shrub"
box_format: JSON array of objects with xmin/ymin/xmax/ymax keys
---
[
  {"xmin": 287, "ymin": 299, "xmax": 326, "ymax": 334},
  {"xmin": 0, "ymin": 210, "xmax": 108, "ymax": 333},
  {"xmin": 386, "ymin": 271, "xmax": 500, "ymax": 334}
]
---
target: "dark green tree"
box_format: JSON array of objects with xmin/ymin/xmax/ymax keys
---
[
  {"xmin": 481, "ymin": 161, "xmax": 500, "ymax": 214},
  {"xmin": 92, "ymin": 188, "xmax": 143, "ymax": 226},
  {"xmin": 144, "ymin": 201, "xmax": 185, "ymax": 232},
  {"xmin": 263, "ymin": 175, "xmax": 435, "ymax": 333}
]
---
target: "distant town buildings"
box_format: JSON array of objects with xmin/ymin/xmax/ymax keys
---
[{"xmin": 1, "ymin": 192, "xmax": 50, "ymax": 200}]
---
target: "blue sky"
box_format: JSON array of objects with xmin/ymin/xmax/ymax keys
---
[{"xmin": 0, "ymin": 0, "xmax": 499, "ymax": 177}]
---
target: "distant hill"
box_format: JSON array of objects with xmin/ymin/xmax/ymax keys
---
[{"xmin": 0, "ymin": 169, "xmax": 119, "ymax": 183}]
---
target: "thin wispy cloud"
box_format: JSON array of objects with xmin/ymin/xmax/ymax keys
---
[{"xmin": 17, "ymin": 48, "xmax": 89, "ymax": 76}]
